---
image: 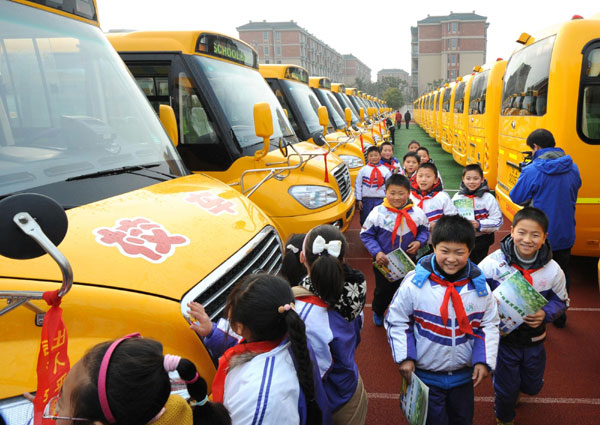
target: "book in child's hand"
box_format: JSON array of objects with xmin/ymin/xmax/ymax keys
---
[
  {"xmin": 373, "ymin": 247, "xmax": 416, "ymax": 282},
  {"xmin": 492, "ymin": 271, "xmax": 549, "ymax": 335},
  {"xmin": 454, "ymin": 197, "xmax": 475, "ymax": 221},
  {"xmin": 400, "ymin": 372, "xmax": 429, "ymax": 425}
]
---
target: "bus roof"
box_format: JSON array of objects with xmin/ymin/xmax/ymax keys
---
[
  {"xmin": 17, "ymin": 0, "xmax": 99, "ymax": 26},
  {"xmin": 331, "ymin": 83, "xmax": 345, "ymax": 93},
  {"xmin": 258, "ymin": 64, "xmax": 309, "ymax": 84},
  {"xmin": 309, "ymin": 76, "xmax": 331, "ymax": 90}
]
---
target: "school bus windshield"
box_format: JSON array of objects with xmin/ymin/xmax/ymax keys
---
[
  {"xmin": 335, "ymin": 92, "xmax": 359, "ymax": 124},
  {"xmin": 192, "ymin": 55, "xmax": 296, "ymax": 148},
  {"xmin": 278, "ymin": 79, "xmax": 323, "ymax": 134},
  {"xmin": 314, "ymin": 88, "xmax": 346, "ymax": 129},
  {"xmin": 0, "ymin": 1, "xmax": 185, "ymax": 205}
]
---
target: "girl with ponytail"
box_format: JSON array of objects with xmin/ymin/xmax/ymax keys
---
[
  {"xmin": 40, "ymin": 335, "xmax": 229, "ymax": 425},
  {"xmin": 296, "ymin": 224, "xmax": 368, "ymax": 425},
  {"xmin": 191, "ymin": 273, "xmax": 331, "ymax": 425}
]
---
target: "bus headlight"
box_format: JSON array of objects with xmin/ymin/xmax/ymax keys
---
[
  {"xmin": 289, "ymin": 185, "xmax": 338, "ymax": 209},
  {"xmin": 338, "ymin": 155, "xmax": 364, "ymax": 169}
]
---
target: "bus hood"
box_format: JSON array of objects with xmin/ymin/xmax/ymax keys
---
[{"xmin": 0, "ymin": 174, "xmax": 275, "ymax": 300}]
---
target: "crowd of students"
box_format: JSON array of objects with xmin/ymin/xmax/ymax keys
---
[{"xmin": 33, "ymin": 134, "xmax": 571, "ymax": 425}]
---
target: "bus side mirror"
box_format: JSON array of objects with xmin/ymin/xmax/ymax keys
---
[
  {"xmin": 318, "ymin": 106, "xmax": 329, "ymax": 135},
  {"xmin": 360, "ymin": 107, "xmax": 365, "ymax": 122},
  {"xmin": 159, "ymin": 104, "xmax": 179, "ymax": 147},
  {"xmin": 344, "ymin": 107, "xmax": 352, "ymax": 127},
  {"xmin": 283, "ymin": 108, "xmax": 289, "ymax": 118},
  {"xmin": 254, "ymin": 102, "xmax": 273, "ymax": 160}
]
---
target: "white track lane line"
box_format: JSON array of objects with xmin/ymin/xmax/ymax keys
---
[{"xmin": 367, "ymin": 393, "xmax": 600, "ymax": 405}]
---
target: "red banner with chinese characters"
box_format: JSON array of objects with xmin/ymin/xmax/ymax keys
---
[{"xmin": 33, "ymin": 290, "xmax": 70, "ymax": 425}]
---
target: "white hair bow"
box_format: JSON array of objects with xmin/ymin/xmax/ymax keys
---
[{"xmin": 312, "ymin": 235, "xmax": 342, "ymax": 258}]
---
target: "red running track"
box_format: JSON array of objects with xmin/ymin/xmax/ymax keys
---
[{"xmin": 345, "ymin": 213, "xmax": 600, "ymax": 425}]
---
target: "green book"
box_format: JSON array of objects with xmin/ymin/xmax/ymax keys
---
[
  {"xmin": 373, "ymin": 247, "xmax": 416, "ymax": 282},
  {"xmin": 400, "ymin": 372, "xmax": 429, "ymax": 425},
  {"xmin": 453, "ymin": 197, "xmax": 475, "ymax": 221}
]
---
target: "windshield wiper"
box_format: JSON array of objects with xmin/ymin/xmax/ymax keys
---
[{"xmin": 66, "ymin": 164, "xmax": 176, "ymax": 182}]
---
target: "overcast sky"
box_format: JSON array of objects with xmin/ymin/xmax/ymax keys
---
[{"xmin": 96, "ymin": 0, "xmax": 597, "ymax": 81}]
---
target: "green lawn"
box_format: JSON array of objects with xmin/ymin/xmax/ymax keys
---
[{"xmin": 392, "ymin": 124, "xmax": 463, "ymax": 193}]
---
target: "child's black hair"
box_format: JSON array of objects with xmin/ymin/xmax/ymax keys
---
[
  {"xmin": 365, "ymin": 145, "xmax": 380, "ymax": 157},
  {"xmin": 73, "ymin": 338, "xmax": 230, "ymax": 425},
  {"xmin": 513, "ymin": 207, "xmax": 549, "ymax": 234},
  {"xmin": 303, "ymin": 225, "xmax": 347, "ymax": 305},
  {"xmin": 431, "ymin": 215, "xmax": 476, "ymax": 251},
  {"xmin": 462, "ymin": 163, "xmax": 484, "ymax": 178},
  {"xmin": 379, "ymin": 141, "xmax": 394, "ymax": 152},
  {"xmin": 408, "ymin": 140, "xmax": 420, "ymax": 148},
  {"xmin": 403, "ymin": 152, "xmax": 420, "ymax": 163},
  {"xmin": 225, "ymin": 274, "xmax": 322, "ymax": 425},
  {"xmin": 417, "ymin": 162, "xmax": 438, "ymax": 176},
  {"xmin": 280, "ymin": 233, "xmax": 307, "ymax": 287},
  {"xmin": 416, "ymin": 146, "xmax": 429, "ymax": 155},
  {"xmin": 385, "ymin": 173, "xmax": 411, "ymax": 192},
  {"xmin": 526, "ymin": 128, "xmax": 555, "ymax": 149}
]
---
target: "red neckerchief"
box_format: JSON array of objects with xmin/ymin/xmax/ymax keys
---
[
  {"xmin": 212, "ymin": 337, "xmax": 284, "ymax": 403},
  {"xmin": 511, "ymin": 263, "xmax": 543, "ymax": 286},
  {"xmin": 296, "ymin": 295, "xmax": 329, "ymax": 308},
  {"xmin": 383, "ymin": 198, "xmax": 418, "ymax": 247},
  {"xmin": 428, "ymin": 273, "xmax": 482, "ymax": 339},
  {"xmin": 368, "ymin": 164, "xmax": 385, "ymax": 188},
  {"xmin": 410, "ymin": 180, "xmax": 442, "ymax": 209},
  {"xmin": 381, "ymin": 158, "xmax": 397, "ymax": 172}
]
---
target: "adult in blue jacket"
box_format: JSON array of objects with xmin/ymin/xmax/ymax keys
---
[{"xmin": 509, "ymin": 129, "xmax": 581, "ymax": 328}]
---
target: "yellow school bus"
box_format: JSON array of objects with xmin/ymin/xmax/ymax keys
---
[
  {"xmin": 426, "ymin": 91, "xmax": 436, "ymax": 138},
  {"xmin": 466, "ymin": 60, "xmax": 507, "ymax": 189},
  {"xmin": 346, "ymin": 88, "xmax": 384, "ymax": 145},
  {"xmin": 331, "ymin": 83, "xmax": 377, "ymax": 152},
  {"xmin": 108, "ymin": 31, "xmax": 355, "ymax": 237},
  {"xmin": 451, "ymin": 74, "xmax": 474, "ymax": 163},
  {"xmin": 0, "ymin": 1, "xmax": 283, "ymax": 421},
  {"xmin": 439, "ymin": 83, "xmax": 457, "ymax": 147},
  {"xmin": 257, "ymin": 65, "xmax": 364, "ymax": 184},
  {"xmin": 433, "ymin": 89, "xmax": 443, "ymax": 141},
  {"xmin": 496, "ymin": 16, "xmax": 600, "ymax": 256}
]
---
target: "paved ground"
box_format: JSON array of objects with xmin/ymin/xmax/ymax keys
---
[{"xmin": 347, "ymin": 123, "xmax": 600, "ymax": 424}]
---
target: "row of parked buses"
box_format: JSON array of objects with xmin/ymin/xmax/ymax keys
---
[
  {"xmin": 413, "ymin": 14, "xmax": 600, "ymax": 259},
  {"xmin": 0, "ymin": 1, "xmax": 395, "ymax": 420}
]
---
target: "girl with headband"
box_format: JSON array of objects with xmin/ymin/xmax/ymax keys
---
[
  {"xmin": 295, "ymin": 224, "xmax": 368, "ymax": 425},
  {"xmin": 40, "ymin": 335, "xmax": 230, "ymax": 425},
  {"xmin": 279, "ymin": 233, "xmax": 308, "ymax": 287},
  {"xmin": 190, "ymin": 273, "xmax": 331, "ymax": 425}
]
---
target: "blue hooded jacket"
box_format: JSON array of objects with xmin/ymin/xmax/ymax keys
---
[{"xmin": 509, "ymin": 147, "xmax": 581, "ymax": 250}]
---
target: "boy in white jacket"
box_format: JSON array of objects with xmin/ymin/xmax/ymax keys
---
[{"xmin": 385, "ymin": 214, "xmax": 500, "ymax": 425}]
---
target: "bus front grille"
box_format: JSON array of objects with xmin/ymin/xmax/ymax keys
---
[{"xmin": 333, "ymin": 163, "xmax": 352, "ymax": 202}]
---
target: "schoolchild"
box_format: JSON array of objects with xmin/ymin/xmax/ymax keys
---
[
  {"xmin": 38, "ymin": 335, "xmax": 230, "ymax": 425},
  {"xmin": 452, "ymin": 164, "xmax": 503, "ymax": 264},
  {"xmin": 407, "ymin": 140, "xmax": 420, "ymax": 152},
  {"xmin": 478, "ymin": 207, "xmax": 568, "ymax": 425},
  {"xmin": 379, "ymin": 141, "xmax": 400, "ymax": 173},
  {"xmin": 416, "ymin": 146, "xmax": 434, "ymax": 164},
  {"xmin": 355, "ymin": 145, "xmax": 392, "ymax": 225},
  {"xmin": 360, "ymin": 174, "xmax": 429, "ymax": 326},
  {"xmin": 410, "ymin": 163, "xmax": 457, "ymax": 234},
  {"xmin": 295, "ymin": 224, "xmax": 368, "ymax": 425},
  {"xmin": 280, "ymin": 233, "xmax": 308, "ymax": 287},
  {"xmin": 189, "ymin": 274, "xmax": 332, "ymax": 425},
  {"xmin": 385, "ymin": 214, "xmax": 500, "ymax": 425},
  {"xmin": 399, "ymin": 152, "xmax": 420, "ymax": 181}
]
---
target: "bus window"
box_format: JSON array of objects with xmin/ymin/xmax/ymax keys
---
[
  {"xmin": 454, "ymin": 82, "xmax": 466, "ymax": 113},
  {"xmin": 578, "ymin": 44, "xmax": 600, "ymax": 143},
  {"xmin": 501, "ymin": 36, "xmax": 555, "ymax": 116},
  {"xmin": 442, "ymin": 88, "xmax": 451, "ymax": 112},
  {"xmin": 469, "ymin": 70, "xmax": 489, "ymax": 115}
]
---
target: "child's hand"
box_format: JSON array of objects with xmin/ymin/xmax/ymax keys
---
[
  {"xmin": 358, "ymin": 200, "xmax": 363, "ymax": 211},
  {"xmin": 406, "ymin": 241, "xmax": 421, "ymax": 255},
  {"xmin": 187, "ymin": 301, "xmax": 213, "ymax": 337},
  {"xmin": 375, "ymin": 251, "xmax": 389, "ymax": 266},
  {"xmin": 470, "ymin": 220, "xmax": 480, "ymax": 230},
  {"xmin": 398, "ymin": 360, "xmax": 415, "ymax": 383},
  {"xmin": 523, "ymin": 309, "xmax": 546, "ymax": 328},
  {"xmin": 472, "ymin": 363, "xmax": 489, "ymax": 388}
]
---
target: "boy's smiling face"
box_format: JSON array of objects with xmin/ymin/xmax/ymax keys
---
[
  {"xmin": 511, "ymin": 218, "xmax": 547, "ymax": 259},
  {"xmin": 416, "ymin": 167, "xmax": 438, "ymax": 192},
  {"xmin": 408, "ymin": 143, "xmax": 420, "ymax": 152},
  {"xmin": 433, "ymin": 241, "xmax": 470, "ymax": 275},
  {"xmin": 463, "ymin": 170, "xmax": 483, "ymax": 192},
  {"xmin": 403, "ymin": 157, "xmax": 419, "ymax": 174},
  {"xmin": 381, "ymin": 145, "xmax": 394, "ymax": 160},
  {"xmin": 367, "ymin": 150, "xmax": 381, "ymax": 165},
  {"xmin": 385, "ymin": 184, "xmax": 410, "ymax": 209},
  {"xmin": 417, "ymin": 150, "xmax": 430, "ymax": 163}
]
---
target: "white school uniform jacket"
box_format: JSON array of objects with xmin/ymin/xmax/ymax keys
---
[
  {"xmin": 385, "ymin": 255, "xmax": 500, "ymax": 372},
  {"xmin": 355, "ymin": 164, "xmax": 391, "ymax": 200},
  {"xmin": 410, "ymin": 190, "xmax": 457, "ymax": 224},
  {"xmin": 452, "ymin": 192, "xmax": 503, "ymax": 235}
]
